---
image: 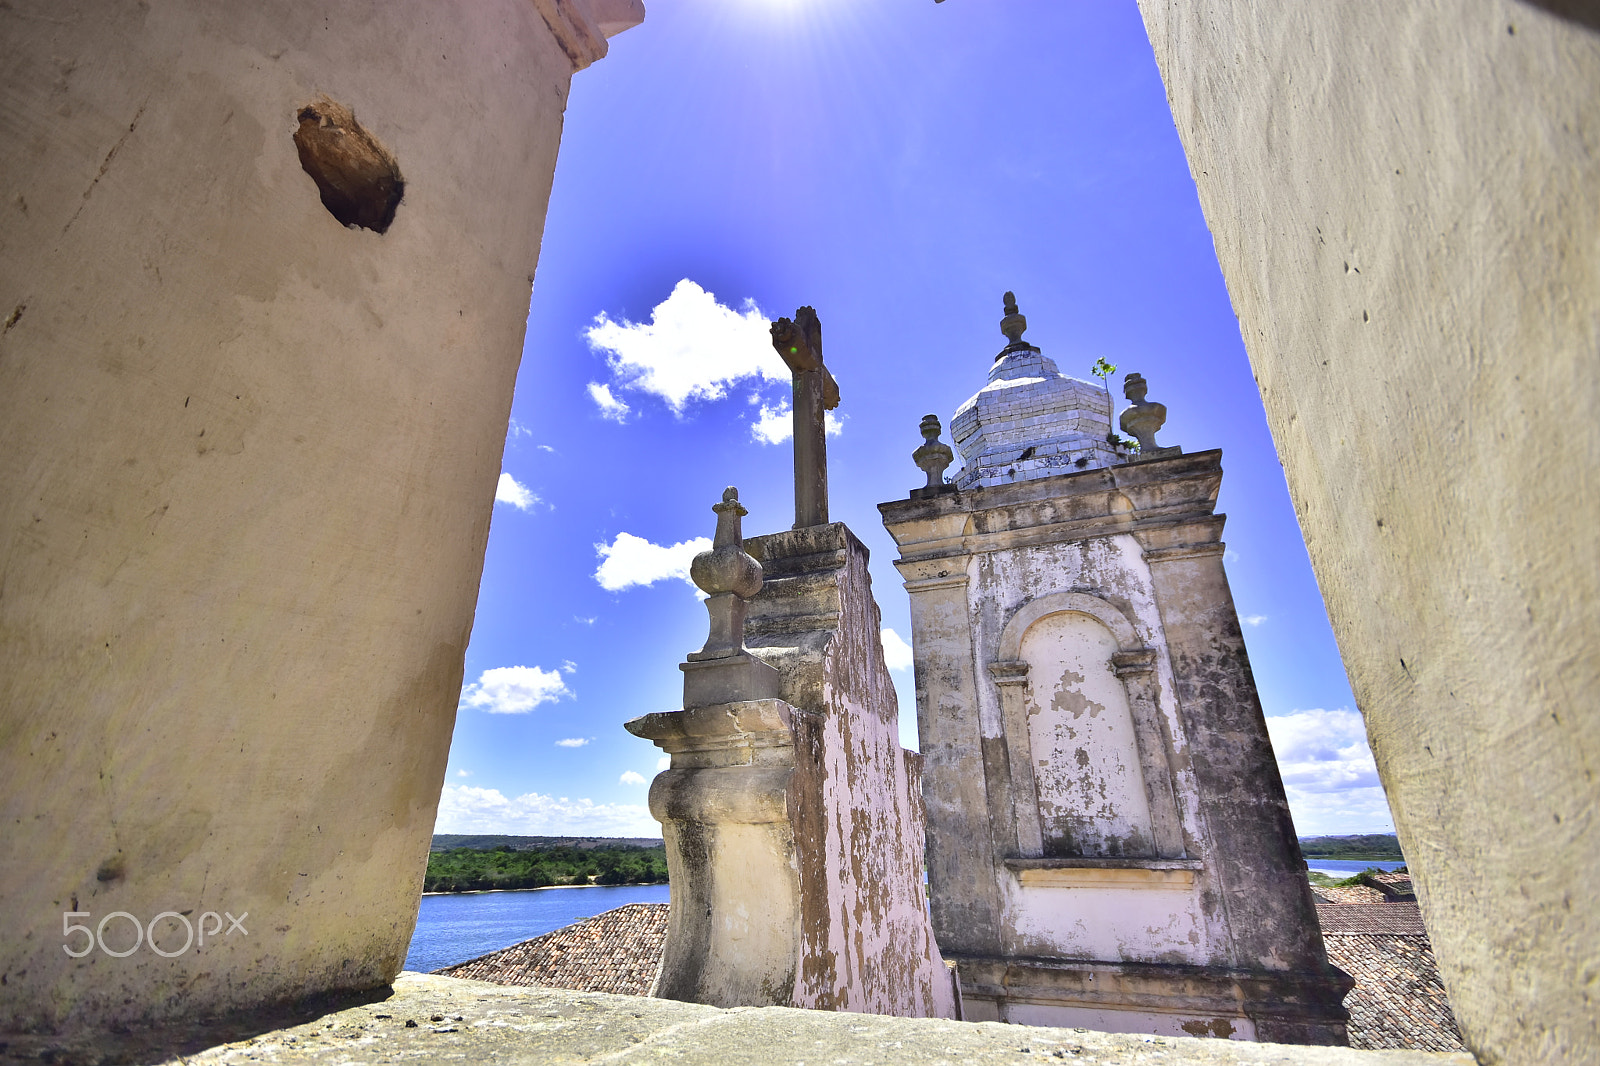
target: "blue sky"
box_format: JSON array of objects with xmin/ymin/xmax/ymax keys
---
[{"xmin": 435, "ymin": 0, "xmax": 1394, "ymax": 840}]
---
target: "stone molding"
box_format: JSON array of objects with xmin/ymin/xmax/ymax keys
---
[
  {"xmin": 995, "ymin": 591, "xmax": 1143, "ymax": 660},
  {"xmin": 1004, "ymin": 857, "xmax": 1203, "ymax": 890},
  {"xmin": 528, "ymin": 0, "xmax": 645, "ymax": 71},
  {"xmin": 952, "ymin": 954, "xmax": 1354, "ymax": 1040}
]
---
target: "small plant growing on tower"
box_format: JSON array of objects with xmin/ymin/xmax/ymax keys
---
[{"xmin": 1091, "ymin": 357, "xmax": 1134, "ymax": 448}]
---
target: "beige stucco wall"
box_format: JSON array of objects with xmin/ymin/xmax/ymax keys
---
[
  {"xmin": 0, "ymin": 0, "xmax": 638, "ymax": 1032},
  {"xmin": 1135, "ymin": 4, "xmax": 1599, "ymax": 1062}
]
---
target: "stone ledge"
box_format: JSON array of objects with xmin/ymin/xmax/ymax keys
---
[{"xmin": 0, "ymin": 972, "xmax": 1476, "ymax": 1065}]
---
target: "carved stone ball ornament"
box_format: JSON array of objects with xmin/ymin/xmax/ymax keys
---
[{"xmin": 689, "ymin": 487, "xmax": 764, "ymax": 658}]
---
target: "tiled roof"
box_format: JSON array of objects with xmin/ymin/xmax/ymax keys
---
[
  {"xmin": 1312, "ymin": 884, "xmax": 1389, "ymax": 906},
  {"xmin": 1323, "ymin": 930, "xmax": 1466, "ymax": 1053},
  {"xmin": 434, "ymin": 903, "xmax": 668, "ymax": 996},
  {"xmin": 1316, "ymin": 902, "xmax": 1429, "ymax": 935}
]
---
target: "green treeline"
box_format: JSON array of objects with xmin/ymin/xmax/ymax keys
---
[
  {"xmin": 1299, "ymin": 833, "xmax": 1404, "ymax": 860},
  {"xmin": 424, "ymin": 843, "xmax": 668, "ymax": 893}
]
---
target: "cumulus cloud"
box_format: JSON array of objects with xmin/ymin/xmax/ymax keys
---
[
  {"xmin": 585, "ymin": 279, "xmax": 789, "ymax": 414},
  {"xmin": 1241, "ymin": 614, "xmax": 1268, "ymax": 627},
  {"xmin": 750, "ymin": 400, "xmax": 844, "ymax": 445},
  {"xmin": 880, "ymin": 628, "xmax": 915, "ymax": 672},
  {"xmin": 1265, "ymin": 708, "xmax": 1394, "ymax": 835},
  {"xmin": 434, "ymin": 785, "xmax": 658, "ymax": 837},
  {"xmin": 555, "ymin": 738, "xmax": 590, "ymax": 748},
  {"xmin": 620, "ymin": 770, "xmax": 648, "ymax": 786},
  {"xmin": 588, "ymin": 382, "xmax": 631, "ymax": 423},
  {"xmin": 456, "ymin": 769, "xmax": 472, "ymax": 778},
  {"xmin": 657, "ymin": 756, "xmax": 671, "ymax": 772},
  {"xmin": 495, "ymin": 472, "xmax": 539, "ymax": 511},
  {"xmin": 594, "ymin": 532, "xmax": 711, "ymax": 593},
  {"xmin": 460, "ymin": 665, "xmax": 572, "ymax": 714}
]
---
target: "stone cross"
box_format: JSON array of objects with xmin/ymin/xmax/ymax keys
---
[{"xmin": 770, "ymin": 306, "xmax": 839, "ymax": 529}]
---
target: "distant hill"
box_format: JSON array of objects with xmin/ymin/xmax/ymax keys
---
[
  {"xmin": 430, "ymin": 834, "xmax": 663, "ymax": 853},
  {"xmin": 1299, "ymin": 833, "xmax": 1404, "ymax": 860}
]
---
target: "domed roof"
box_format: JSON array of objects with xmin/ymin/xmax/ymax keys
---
[{"xmin": 950, "ymin": 295, "xmax": 1128, "ymax": 489}]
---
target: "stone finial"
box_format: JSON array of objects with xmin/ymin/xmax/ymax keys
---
[
  {"xmin": 1000, "ymin": 291, "xmax": 1028, "ymax": 347},
  {"xmin": 1119, "ymin": 372, "xmax": 1177, "ymax": 458},
  {"xmin": 911, "ymin": 414, "xmax": 956, "ymax": 499},
  {"xmin": 689, "ymin": 487, "xmax": 764, "ymax": 659}
]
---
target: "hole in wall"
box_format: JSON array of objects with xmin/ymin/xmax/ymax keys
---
[{"xmin": 293, "ymin": 97, "xmax": 404, "ymax": 233}]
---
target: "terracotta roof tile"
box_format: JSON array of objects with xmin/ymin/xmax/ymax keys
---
[
  {"xmin": 1316, "ymin": 902, "xmax": 1429, "ymax": 934},
  {"xmin": 1323, "ymin": 931, "xmax": 1466, "ymax": 1053},
  {"xmin": 434, "ymin": 903, "xmax": 669, "ymax": 996},
  {"xmin": 1312, "ymin": 884, "xmax": 1389, "ymax": 905}
]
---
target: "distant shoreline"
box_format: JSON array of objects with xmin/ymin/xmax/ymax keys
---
[
  {"xmin": 421, "ymin": 881, "xmax": 668, "ymax": 898},
  {"xmin": 1303, "ymin": 855, "xmax": 1405, "ymax": 863}
]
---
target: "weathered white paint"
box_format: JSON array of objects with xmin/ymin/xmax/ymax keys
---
[
  {"xmin": 637, "ymin": 524, "xmax": 958, "ymax": 1020},
  {"xmin": 884, "ymin": 447, "xmax": 1350, "ymax": 1042},
  {"xmin": 1003, "ymin": 1003, "xmax": 1258, "ymax": 1042},
  {"xmin": 1135, "ymin": 4, "xmax": 1600, "ymax": 1060},
  {"xmin": 1023, "ymin": 609, "xmax": 1156, "ymax": 857},
  {"xmin": 0, "ymin": 0, "xmax": 640, "ymax": 1033},
  {"xmin": 1002, "ymin": 877, "xmax": 1209, "ymax": 965}
]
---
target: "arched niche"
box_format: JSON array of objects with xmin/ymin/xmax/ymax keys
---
[{"xmin": 990, "ymin": 592, "xmax": 1186, "ymax": 860}]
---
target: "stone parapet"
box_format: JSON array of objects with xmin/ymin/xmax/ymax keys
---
[{"xmin": 0, "ymin": 972, "xmax": 1475, "ymax": 1065}]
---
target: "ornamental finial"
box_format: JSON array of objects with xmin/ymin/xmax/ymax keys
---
[
  {"xmin": 689, "ymin": 487, "xmax": 764, "ymax": 659},
  {"xmin": 1000, "ymin": 291, "xmax": 1027, "ymax": 347}
]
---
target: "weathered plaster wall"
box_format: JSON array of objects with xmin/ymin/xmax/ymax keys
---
[
  {"xmin": 0, "ymin": 0, "xmax": 639, "ymax": 1032},
  {"xmin": 883, "ymin": 454, "xmax": 1350, "ymax": 1042},
  {"xmin": 1134, "ymin": 5, "xmax": 1599, "ymax": 1062},
  {"xmin": 744, "ymin": 524, "xmax": 958, "ymax": 1020}
]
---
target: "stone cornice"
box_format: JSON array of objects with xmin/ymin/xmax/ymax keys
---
[
  {"xmin": 880, "ymin": 450, "xmax": 1228, "ymax": 564},
  {"xmin": 529, "ymin": 0, "xmax": 645, "ymax": 72}
]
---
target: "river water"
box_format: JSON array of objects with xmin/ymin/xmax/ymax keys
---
[
  {"xmin": 403, "ymin": 883, "xmax": 671, "ymax": 974},
  {"xmin": 404, "ymin": 859, "xmax": 1405, "ymax": 972},
  {"xmin": 1305, "ymin": 858, "xmax": 1408, "ymax": 878}
]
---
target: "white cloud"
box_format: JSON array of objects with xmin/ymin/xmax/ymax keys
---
[
  {"xmin": 434, "ymin": 784, "xmax": 658, "ymax": 837},
  {"xmin": 1265, "ymin": 708, "xmax": 1394, "ymax": 835},
  {"xmin": 536, "ymin": 443, "xmax": 555, "ymax": 453},
  {"xmin": 1242, "ymin": 614, "xmax": 1268, "ymax": 627},
  {"xmin": 561, "ymin": 660, "xmax": 577, "ymax": 674},
  {"xmin": 456, "ymin": 769, "xmax": 472, "ymax": 778},
  {"xmin": 555, "ymin": 738, "xmax": 590, "ymax": 748},
  {"xmin": 594, "ymin": 532, "xmax": 711, "ymax": 593},
  {"xmin": 588, "ymin": 382, "xmax": 631, "ymax": 423},
  {"xmin": 507, "ymin": 418, "xmax": 533, "ymax": 440},
  {"xmin": 495, "ymin": 472, "xmax": 539, "ymax": 511},
  {"xmin": 460, "ymin": 665, "xmax": 572, "ymax": 714},
  {"xmin": 620, "ymin": 770, "xmax": 648, "ymax": 786},
  {"xmin": 585, "ymin": 279, "xmax": 789, "ymax": 414},
  {"xmin": 750, "ymin": 400, "xmax": 844, "ymax": 445},
  {"xmin": 880, "ymin": 628, "xmax": 915, "ymax": 672},
  {"xmin": 1224, "ymin": 548, "xmax": 1241, "ymax": 564},
  {"xmin": 657, "ymin": 756, "xmax": 671, "ymax": 772},
  {"xmin": 574, "ymin": 616, "xmax": 597, "ymax": 626}
]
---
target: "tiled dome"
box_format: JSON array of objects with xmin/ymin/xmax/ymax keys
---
[{"xmin": 950, "ymin": 296, "xmax": 1128, "ymax": 488}]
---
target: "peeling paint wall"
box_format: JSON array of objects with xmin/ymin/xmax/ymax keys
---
[
  {"xmin": 883, "ymin": 453, "xmax": 1351, "ymax": 1043},
  {"xmin": 0, "ymin": 0, "xmax": 640, "ymax": 1033},
  {"xmin": 744, "ymin": 524, "xmax": 958, "ymax": 1020}
]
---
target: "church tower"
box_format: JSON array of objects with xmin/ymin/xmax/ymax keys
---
[{"xmin": 879, "ymin": 296, "xmax": 1351, "ymax": 1043}]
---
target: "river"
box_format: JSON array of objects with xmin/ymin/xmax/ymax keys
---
[
  {"xmin": 404, "ymin": 859, "xmax": 1406, "ymax": 972},
  {"xmin": 1305, "ymin": 858, "xmax": 1408, "ymax": 878},
  {"xmin": 404, "ymin": 883, "xmax": 671, "ymax": 974}
]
